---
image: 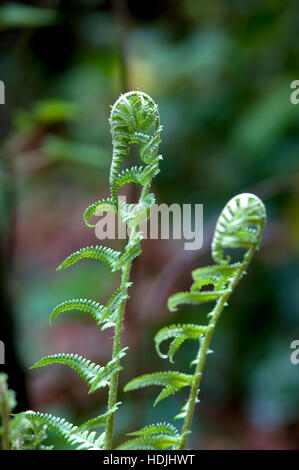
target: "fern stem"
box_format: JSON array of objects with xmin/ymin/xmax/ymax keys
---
[
  {"xmin": 104, "ymin": 225, "xmax": 138, "ymax": 450},
  {"xmin": 0, "ymin": 375, "xmax": 11, "ymax": 450},
  {"xmin": 179, "ymin": 246, "xmax": 256, "ymax": 450}
]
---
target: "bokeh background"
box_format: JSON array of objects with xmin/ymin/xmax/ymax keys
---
[{"xmin": 0, "ymin": 0, "xmax": 299, "ymax": 450}]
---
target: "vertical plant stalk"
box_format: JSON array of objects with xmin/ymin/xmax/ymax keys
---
[
  {"xmin": 0, "ymin": 375, "xmax": 11, "ymax": 450},
  {"xmin": 104, "ymin": 226, "xmax": 138, "ymax": 450}
]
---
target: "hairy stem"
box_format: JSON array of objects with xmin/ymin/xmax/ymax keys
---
[
  {"xmin": 104, "ymin": 224, "xmax": 140, "ymax": 450},
  {"xmin": 179, "ymin": 247, "xmax": 256, "ymax": 450},
  {"xmin": 0, "ymin": 376, "xmax": 11, "ymax": 450}
]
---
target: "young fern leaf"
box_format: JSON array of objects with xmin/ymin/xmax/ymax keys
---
[
  {"xmin": 78, "ymin": 404, "xmax": 121, "ymax": 431},
  {"xmin": 168, "ymin": 289, "xmax": 229, "ymax": 312},
  {"xmin": 83, "ymin": 198, "xmax": 116, "ymax": 228},
  {"xmin": 104, "ymin": 284, "xmax": 132, "ymax": 312},
  {"xmin": 111, "ymin": 166, "xmax": 144, "ymax": 202},
  {"xmin": 117, "ymin": 422, "xmax": 181, "ymax": 450},
  {"xmin": 174, "ymin": 402, "xmax": 190, "ymax": 421},
  {"xmin": 109, "ymin": 91, "xmax": 161, "ymax": 202},
  {"xmin": 50, "ymin": 283, "xmax": 132, "ymax": 329},
  {"xmin": 29, "ymin": 91, "xmax": 163, "ymax": 450},
  {"xmin": 88, "ymin": 349, "xmax": 128, "ymax": 394},
  {"xmin": 124, "ymin": 371, "xmax": 193, "ymax": 406},
  {"xmin": 31, "ymin": 349, "xmax": 127, "ymax": 394},
  {"xmin": 191, "ymin": 262, "xmax": 243, "ymax": 281},
  {"xmin": 212, "ymin": 193, "xmax": 265, "ymax": 265},
  {"xmin": 117, "ymin": 434, "xmax": 180, "ymax": 451},
  {"xmin": 128, "ymin": 422, "xmax": 180, "ymax": 438},
  {"xmin": 101, "ymin": 91, "xmax": 162, "ymax": 450},
  {"xmin": 56, "ymin": 246, "xmax": 121, "ymax": 272},
  {"xmin": 31, "ymin": 353, "xmax": 104, "ymax": 389},
  {"xmin": 22, "ymin": 412, "xmax": 105, "ymax": 450},
  {"xmin": 50, "ymin": 298, "xmax": 104, "ymax": 326},
  {"xmin": 99, "ymin": 284, "xmax": 132, "ymax": 330},
  {"xmin": 155, "ymin": 324, "xmax": 208, "ymax": 362},
  {"xmin": 123, "ymin": 193, "xmax": 266, "ymax": 450},
  {"xmin": 113, "ymin": 232, "xmax": 143, "ymax": 270},
  {"xmin": 118, "ymin": 195, "xmax": 155, "ymax": 227}
]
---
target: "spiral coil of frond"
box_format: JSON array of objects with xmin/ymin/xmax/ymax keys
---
[{"xmin": 109, "ymin": 91, "xmax": 162, "ymax": 203}]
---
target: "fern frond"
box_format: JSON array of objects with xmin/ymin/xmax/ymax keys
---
[
  {"xmin": 163, "ymin": 193, "xmax": 266, "ymax": 449},
  {"xmin": 212, "ymin": 193, "xmax": 266, "ymax": 265},
  {"xmin": 122, "ymin": 193, "xmax": 266, "ymax": 449},
  {"xmin": 130, "ymin": 128, "xmax": 162, "ymax": 164},
  {"xmin": 191, "ymin": 263, "xmax": 243, "ymax": 282},
  {"xmin": 139, "ymin": 156, "xmax": 162, "ymax": 185},
  {"xmin": 174, "ymin": 402, "xmax": 189, "ymax": 420},
  {"xmin": 117, "ymin": 434, "xmax": 179, "ymax": 450},
  {"xmin": 56, "ymin": 245, "xmax": 121, "ymax": 272},
  {"xmin": 155, "ymin": 324, "xmax": 208, "ymax": 362},
  {"xmin": 22, "ymin": 412, "xmax": 104, "ymax": 450},
  {"xmin": 50, "ymin": 298, "xmax": 104, "ymax": 326},
  {"xmin": 113, "ymin": 232, "xmax": 143, "ymax": 270},
  {"xmin": 49, "ymin": 283, "xmax": 132, "ymax": 329},
  {"xmin": 83, "ymin": 198, "xmax": 116, "ymax": 228},
  {"xmin": 109, "ymin": 91, "xmax": 161, "ymax": 202},
  {"xmin": 105, "ymin": 284, "xmax": 132, "ymax": 311},
  {"xmin": 32, "ymin": 91, "xmax": 163, "ymax": 451},
  {"xmin": 30, "ymin": 354, "xmax": 104, "ymax": 390},
  {"xmin": 119, "ymin": 422, "xmax": 180, "ymax": 453},
  {"xmin": 99, "ymin": 283, "xmax": 132, "ymax": 330},
  {"xmin": 168, "ymin": 337, "xmax": 188, "ymax": 363},
  {"xmin": 111, "ymin": 166, "xmax": 144, "ymax": 202},
  {"xmin": 124, "ymin": 371, "xmax": 193, "ymax": 406},
  {"xmin": 78, "ymin": 403, "xmax": 120, "ymax": 431},
  {"xmin": 128, "ymin": 422, "xmax": 180, "ymax": 438},
  {"xmin": 31, "ymin": 349, "xmax": 127, "ymax": 394},
  {"xmin": 74, "ymin": 431, "xmax": 105, "ymax": 450},
  {"xmin": 118, "ymin": 197, "xmax": 154, "ymax": 227},
  {"xmin": 168, "ymin": 290, "xmax": 228, "ymax": 312},
  {"xmin": 88, "ymin": 348, "xmax": 128, "ymax": 394}
]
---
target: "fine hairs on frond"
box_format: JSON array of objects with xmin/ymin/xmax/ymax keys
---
[{"xmin": 123, "ymin": 193, "xmax": 266, "ymax": 450}]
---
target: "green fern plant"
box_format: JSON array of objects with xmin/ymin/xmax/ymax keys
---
[
  {"xmin": 122, "ymin": 193, "xmax": 266, "ymax": 450},
  {"xmin": 26, "ymin": 91, "xmax": 163, "ymax": 450}
]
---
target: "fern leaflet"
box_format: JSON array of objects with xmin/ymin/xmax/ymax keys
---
[
  {"xmin": 22, "ymin": 412, "xmax": 105, "ymax": 450},
  {"xmin": 124, "ymin": 371, "xmax": 193, "ymax": 406}
]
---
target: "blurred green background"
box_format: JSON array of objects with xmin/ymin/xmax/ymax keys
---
[{"xmin": 0, "ymin": 0, "xmax": 298, "ymax": 449}]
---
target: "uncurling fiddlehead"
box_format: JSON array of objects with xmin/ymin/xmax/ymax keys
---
[
  {"xmin": 122, "ymin": 193, "xmax": 266, "ymax": 450},
  {"xmin": 84, "ymin": 90, "xmax": 162, "ymax": 227},
  {"xmin": 26, "ymin": 91, "xmax": 163, "ymax": 450}
]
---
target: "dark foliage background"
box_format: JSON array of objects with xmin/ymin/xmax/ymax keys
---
[{"xmin": 0, "ymin": 0, "xmax": 298, "ymax": 449}]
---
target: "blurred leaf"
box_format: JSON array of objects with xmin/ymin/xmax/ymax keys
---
[
  {"xmin": 34, "ymin": 100, "xmax": 81, "ymax": 124},
  {"xmin": 231, "ymin": 78, "xmax": 297, "ymax": 154},
  {"xmin": 78, "ymin": 12, "xmax": 116, "ymax": 47},
  {"xmin": 42, "ymin": 135, "xmax": 109, "ymax": 168},
  {"xmin": 13, "ymin": 100, "xmax": 81, "ymax": 134},
  {"xmin": 246, "ymin": 340, "xmax": 299, "ymax": 429},
  {"xmin": 0, "ymin": 373, "xmax": 16, "ymax": 412},
  {"xmin": 0, "ymin": 3, "xmax": 58, "ymax": 28}
]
